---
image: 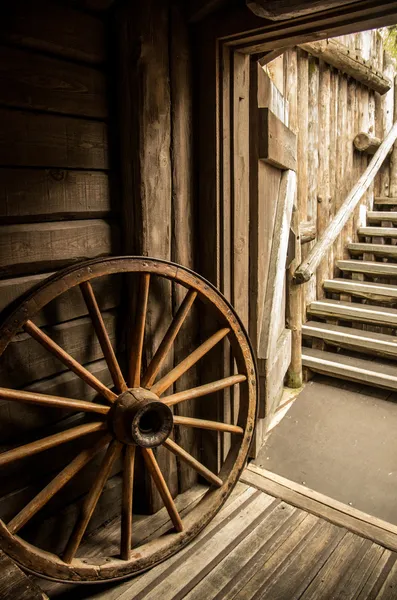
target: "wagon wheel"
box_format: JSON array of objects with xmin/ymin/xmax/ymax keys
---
[{"xmin": 0, "ymin": 257, "xmax": 257, "ymax": 583}]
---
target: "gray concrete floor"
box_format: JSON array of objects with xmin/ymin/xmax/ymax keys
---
[{"xmin": 254, "ymin": 375, "xmax": 397, "ymax": 525}]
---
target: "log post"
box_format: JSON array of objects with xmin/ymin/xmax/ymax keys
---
[
  {"xmin": 390, "ymin": 76, "xmax": 397, "ymax": 197},
  {"xmin": 286, "ymin": 204, "xmax": 302, "ymax": 388}
]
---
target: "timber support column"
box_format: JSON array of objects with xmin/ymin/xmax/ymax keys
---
[{"xmin": 286, "ymin": 205, "xmax": 303, "ymax": 388}]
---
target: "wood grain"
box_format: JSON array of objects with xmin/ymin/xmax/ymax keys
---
[{"xmin": 0, "ymin": 109, "xmax": 108, "ymax": 169}]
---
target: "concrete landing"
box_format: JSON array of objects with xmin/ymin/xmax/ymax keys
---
[{"xmin": 254, "ymin": 376, "xmax": 397, "ymax": 525}]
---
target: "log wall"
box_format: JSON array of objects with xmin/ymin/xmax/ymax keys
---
[
  {"xmin": 0, "ymin": 0, "xmax": 122, "ymax": 540},
  {"xmin": 266, "ymin": 30, "xmax": 395, "ymax": 312}
]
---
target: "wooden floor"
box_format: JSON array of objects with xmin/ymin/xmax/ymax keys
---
[{"xmin": 38, "ymin": 466, "xmax": 397, "ymax": 600}]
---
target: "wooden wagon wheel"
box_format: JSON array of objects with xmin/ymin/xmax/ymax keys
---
[{"xmin": 0, "ymin": 257, "xmax": 257, "ymax": 583}]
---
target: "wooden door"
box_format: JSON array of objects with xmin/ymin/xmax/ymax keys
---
[{"xmin": 249, "ymin": 60, "xmax": 297, "ymax": 455}]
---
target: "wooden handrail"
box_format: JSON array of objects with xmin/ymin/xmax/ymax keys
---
[{"xmin": 294, "ymin": 121, "xmax": 397, "ymax": 284}]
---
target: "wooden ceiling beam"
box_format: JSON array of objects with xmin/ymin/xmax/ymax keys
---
[{"xmin": 246, "ymin": 0, "xmax": 362, "ymax": 21}]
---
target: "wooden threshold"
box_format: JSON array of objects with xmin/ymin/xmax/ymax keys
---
[{"xmin": 241, "ymin": 463, "xmax": 397, "ymax": 553}]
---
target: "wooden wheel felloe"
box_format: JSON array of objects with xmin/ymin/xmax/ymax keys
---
[{"xmin": 0, "ymin": 257, "xmax": 257, "ymax": 583}]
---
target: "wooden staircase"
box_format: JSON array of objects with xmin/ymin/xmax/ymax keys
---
[{"xmin": 302, "ymin": 197, "xmax": 397, "ymax": 390}]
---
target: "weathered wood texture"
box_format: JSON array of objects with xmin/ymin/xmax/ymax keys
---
[
  {"xmin": 247, "ymin": 0, "xmax": 362, "ymax": 21},
  {"xmin": 0, "ymin": 549, "xmax": 48, "ymax": 599},
  {"xmin": 0, "ymin": 0, "xmax": 120, "ymax": 539}
]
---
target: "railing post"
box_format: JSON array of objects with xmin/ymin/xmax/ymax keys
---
[{"xmin": 286, "ymin": 204, "xmax": 303, "ymax": 388}]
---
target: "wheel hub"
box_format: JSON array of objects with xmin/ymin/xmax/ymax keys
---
[{"xmin": 109, "ymin": 388, "xmax": 173, "ymax": 448}]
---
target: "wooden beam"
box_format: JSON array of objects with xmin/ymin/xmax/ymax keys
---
[
  {"xmin": 354, "ymin": 132, "xmax": 393, "ymax": 156},
  {"xmin": 242, "ymin": 464, "xmax": 397, "ymax": 553},
  {"xmin": 246, "ymin": 0, "xmax": 362, "ymax": 21},
  {"xmin": 299, "ymin": 39, "xmax": 391, "ymax": 95},
  {"xmin": 300, "ymin": 220, "xmax": 316, "ymax": 244},
  {"xmin": 258, "ymin": 170, "xmax": 296, "ymax": 359},
  {"xmin": 258, "ymin": 108, "xmax": 297, "ymax": 171},
  {"xmin": 294, "ymin": 121, "xmax": 397, "ymax": 284}
]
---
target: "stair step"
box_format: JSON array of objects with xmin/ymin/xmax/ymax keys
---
[
  {"xmin": 348, "ymin": 243, "xmax": 397, "ymax": 258},
  {"xmin": 358, "ymin": 227, "xmax": 397, "ymax": 237},
  {"xmin": 374, "ymin": 197, "xmax": 397, "ymax": 205},
  {"xmin": 302, "ymin": 321, "xmax": 397, "ymax": 358},
  {"xmin": 302, "ymin": 348, "xmax": 397, "ymax": 391},
  {"xmin": 323, "ymin": 278, "xmax": 397, "ymax": 302},
  {"xmin": 307, "ymin": 299, "xmax": 397, "ymax": 327},
  {"xmin": 337, "ymin": 260, "xmax": 397, "ymax": 277},
  {"xmin": 367, "ymin": 211, "xmax": 397, "ymax": 223}
]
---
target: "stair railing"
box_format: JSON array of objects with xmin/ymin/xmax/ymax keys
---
[{"xmin": 294, "ymin": 120, "xmax": 397, "ymax": 284}]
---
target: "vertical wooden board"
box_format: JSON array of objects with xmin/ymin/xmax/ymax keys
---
[
  {"xmin": 170, "ymin": 3, "xmax": 199, "ymax": 493},
  {"xmin": 0, "ymin": 169, "xmax": 111, "ymax": 223},
  {"xmin": 390, "ymin": 76, "xmax": 397, "ymax": 198},
  {"xmin": 306, "ymin": 55, "xmax": 319, "ymax": 305},
  {"xmin": 296, "ymin": 50, "xmax": 309, "ymax": 309},
  {"xmin": 333, "ymin": 74, "xmax": 348, "ymax": 263},
  {"xmin": 328, "ymin": 67, "xmax": 338, "ymax": 278},
  {"xmin": 221, "ymin": 46, "xmax": 233, "ymax": 462},
  {"xmin": 344, "ymin": 76, "xmax": 355, "ymax": 254},
  {"xmin": 0, "ymin": 110, "xmax": 108, "ymax": 170},
  {"xmin": 266, "ymin": 54, "xmax": 284, "ymax": 95},
  {"xmin": 117, "ymin": 0, "xmax": 178, "ymax": 509},
  {"xmin": 0, "ymin": 0, "xmax": 105, "ymax": 64},
  {"xmin": 284, "ymin": 49, "xmax": 298, "ymax": 134},
  {"xmin": 232, "ymin": 52, "xmax": 250, "ymax": 329},
  {"xmin": 0, "ymin": 46, "xmax": 107, "ymax": 118},
  {"xmin": 317, "ymin": 60, "xmax": 331, "ymax": 298}
]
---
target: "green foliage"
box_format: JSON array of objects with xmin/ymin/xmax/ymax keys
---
[{"xmin": 384, "ymin": 26, "xmax": 397, "ymax": 60}]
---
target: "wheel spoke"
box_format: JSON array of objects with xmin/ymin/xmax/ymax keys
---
[
  {"xmin": 63, "ymin": 440, "xmax": 122, "ymax": 563},
  {"xmin": 129, "ymin": 273, "xmax": 150, "ymax": 388},
  {"xmin": 120, "ymin": 445, "xmax": 135, "ymax": 560},
  {"xmin": 0, "ymin": 422, "xmax": 107, "ymax": 468},
  {"xmin": 163, "ymin": 374, "xmax": 246, "ymax": 407},
  {"xmin": 163, "ymin": 438, "xmax": 223, "ymax": 488},
  {"xmin": 142, "ymin": 289, "xmax": 197, "ymax": 389},
  {"xmin": 0, "ymin": 387, "xmax": 110, "ymax": 415},
  {"xmin": 24, "ymin": 320, "xmax": 117, "ymax": 404},
  {"xmin": 8, "ymin": 435, "xmax": 111, "ymax": 534},
  {"xmin": 80, "ymin": 281, "xmax": 127, "ymax": 393},
  {"xmin": 151, "ymin": 328, "xmax": 230, "ymax": 397},
  {"xmin": 173, "ymin": 416, "xmax": 243, "ymax": 435},
  {"xmin": 142, "ymin": 448, "xmax": 183, "ymax": 532}
]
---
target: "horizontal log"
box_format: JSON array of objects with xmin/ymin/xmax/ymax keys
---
[
  {"xmin": 354, "ymin": 132, "xmax": 393, "ymax": 156},
  {"xmin": 0, "ymin": 311, "xmax": 118, "ymax": 389},
  {"xmin": 0, "ymin": 220, "xmax": 117, "ymax": 278},
  {"xmin": 0, "ymin": 109, "xmax": 108, "ymax": 170},
  {"xmin": 0, "ymin": 272, "xmax": 120, "ymax": 327},
  {"xmin": 258, "ymin": 108, "xmax": 297, "ymax": 171},
  {"xmin": 0, "ymin": 359, "xmax": 114, "ymax": 443},
  {"xmin": 299, "ymin": 39, "xmax": 391, "ymax": 95},
  {"xmin": 0, "ymin": 0, "xmax": 105, "ymax": 64},
  {"xmin": 0, "ymin": 169, "xmax": 112, "ymax": 224},
  {"xmin": 300, "ymin": 221, "xmax": 316, "ymax": 244},
  {"xmin": 246, "ymin": 0, "xmax": 360, "ymax": 20},
  {"xmin": 0, "ymin": 46, "xmax": 107, "ymax": 118},
  {"xmin": 294, "ymin": 121, "xmax": 397, "ymax": 284}
]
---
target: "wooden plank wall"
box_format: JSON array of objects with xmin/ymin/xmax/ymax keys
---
[
  {"xmin": 267, "ymin": 30, "xmax": 394, "ymax": 315},
  {"xmin": 0, "ymin": 0, "xmax": 122, "ymax": 538}
]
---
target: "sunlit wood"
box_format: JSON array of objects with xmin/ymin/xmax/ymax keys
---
[
  {"xmin": 164, "ymin": 438, "xmax": 223, "ymax": 487},
  {"xmin": 63, "ymin": 440, "xmax": 122, "ymax": 563},
  {"xmin": 120, "ymin": 445, "xmax": 135, "ymax": 560},
  {"xmin": 80, "ymin": 281, "xmax": 127, "ymax": 393},
  {"xmin": 0, "ymin": 422, "xmax": 107, "ymax": 468},
  {"xmin": 142, "ymin": 447, "xmax": 183, "ymax": 532},
  {"xmin": 163, "ymin": 374, "xmax": 246, "ymax": 407},
  {"xmin": 142, "ymin": 289, "xmax": 197, "ymax": 388},
  {"xmin": 173, "ymin": 416, "xmax": 243, "ymax": 435},
  {"xmin": 8, "ymin": 435, "xmax": 111, "ymax": 534},
  {"xmin": 151, "ymin": 328, "xmax": 230, "ymax": 396},
  {"xmin": 24, "ymin": 320, "xmax": 117, "ymax": 403},
  {"xmin": 0, "ymin": 387, "xmax": 109, "ymax": 415},
  {"xmin": 129, "ymin": 273, "xmax": 150, "ymax": 387}
]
